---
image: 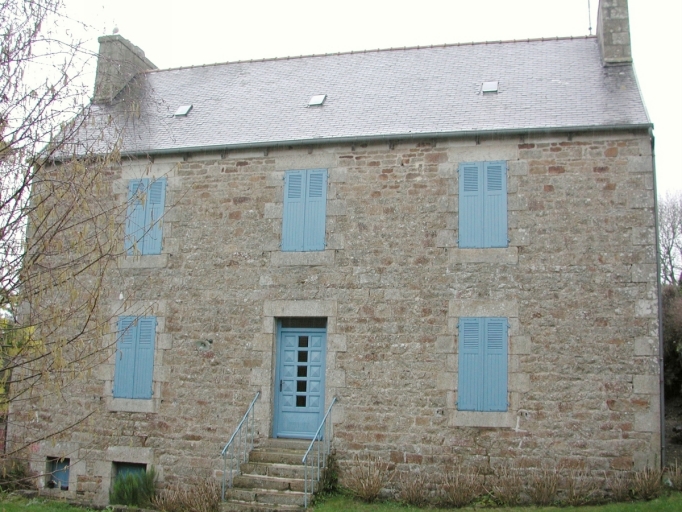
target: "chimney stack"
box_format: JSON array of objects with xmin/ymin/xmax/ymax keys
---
[
  {"xmin": 93, "ymin": 35, "xmax": 157, "ymax": 104},
  {"xmin": 597, "ymin": 0, "xmax": 633, "ymax": 66}
]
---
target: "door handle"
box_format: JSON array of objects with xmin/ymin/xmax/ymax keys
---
[{"xmin": 280, "ymin": 380, "xmax": 282, "ymax": 392}]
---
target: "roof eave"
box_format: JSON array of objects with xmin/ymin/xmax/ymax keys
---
[{"xmin": 115, "ymin": 123, "xmax": 654, "ymax": 160}]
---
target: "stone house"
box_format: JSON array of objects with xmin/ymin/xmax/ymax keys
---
[{"xmin": 10, "ymin": 0, "xmax": 661, "ymax": 507}]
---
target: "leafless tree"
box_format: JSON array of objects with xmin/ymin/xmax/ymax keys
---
[
  {"xmin": 659, "ymin": 192, "xmax": 682, "ymax": 286},
  {"xmin": 1, "ymin": 0, "xmax": 130, "ymax": 462}
]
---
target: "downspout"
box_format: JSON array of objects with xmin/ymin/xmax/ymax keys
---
[{"xmin": 650, "ymin": 128, "xmax": 665, "ymax": 468}]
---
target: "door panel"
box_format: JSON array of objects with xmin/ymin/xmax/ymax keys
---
[{"xmin": 274, "ymin": 327, "xmax": 326, "ymax": 438}]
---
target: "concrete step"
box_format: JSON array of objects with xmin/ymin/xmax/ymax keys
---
[
  {"xmin": 233, "ymin": 474, "xmax": 305, "ymax": 492},
  {"xmin": 257, "ymin": 438, "xmax": 316, "ymax": 452},
  {"xmin": 249, "ymin": 449, "xmax": 307, "ymax": 466},
  {"xmin": 221, "ymin": 500, "xmax": 302, "ymax": 511},
  {"xmin": 227, "ymin": 488, "xmax": 306, "ymax": 508},
  {"xmin": 240, "ymin": 462, "xmax": 306, "ymax": 480}
]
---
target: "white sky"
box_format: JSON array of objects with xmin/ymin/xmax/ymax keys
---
[{"xmin": 63, "ymin": 0, "xmax": 681, "ymax": 195}]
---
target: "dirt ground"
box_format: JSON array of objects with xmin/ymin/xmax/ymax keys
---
[{"xmin": 665, "ymin": 395, "xmax": 682, "ymax": 465}]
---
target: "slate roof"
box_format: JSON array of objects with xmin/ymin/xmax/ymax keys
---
[{"xmin": 91, "ymin": 36, "xmax": 651, "ymax": 156}]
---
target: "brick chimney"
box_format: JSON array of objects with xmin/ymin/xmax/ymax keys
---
[
  {"xmin": 93, "ymin": 35, "xmax": 157, "ymax": 104},
  {"xmin": 597, "ymin": 0, "xmax": 633, "ymax": 66}
]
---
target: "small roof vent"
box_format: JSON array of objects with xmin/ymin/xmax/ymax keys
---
[
  {"xmin": 308, "ymin": 94, "xmax": 326, "ymax": 106},
  {"xmin": 174, "ymin": 105, "xmax": 193, "ymax": 116},
  {"xmin": 481, "ymin": 81, "xmax": 499, "ymax": 93}
]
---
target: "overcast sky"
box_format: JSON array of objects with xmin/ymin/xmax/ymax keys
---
[{"xmin": 62, "ymin": 0, "xmax": 681, "ymax": 195}]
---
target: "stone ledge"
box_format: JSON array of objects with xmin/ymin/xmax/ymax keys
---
[
  {"xmin": 263, "ymin": 299, "xmax": 337, "ymax": 318},
  {"xmin": 118, "ymin": 254, "xmax": 168, "ymax": 269},
  {"xmin": 270, "ymin": 250, "xmax": 334, "ymax": 267},
  {"xmin": 449, "ymin": 247, "xmax": 518, "ymax": 264},
  {"xmin": 107, "ymin": 397, "xmax": 158, "ymax": 414},
  {"xmin": 450, "ymin": 410, "xmax": 515, "ymax": 428}
]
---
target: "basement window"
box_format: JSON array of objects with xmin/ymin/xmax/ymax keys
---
[
  {"xmin": 114, "ymin": 462, "xmax": 147, "ymax": 481},
  {"xmin": 481, "ymin": 81, "xmax": 499, "ymax": 93},
  {"xmin": 308, "ymin": 94, "xmax": 326, "ymax": 106},
  {"xmin": 174, "ymin": 104, "xmax": 193, "ymax": 116},
  {"xmin": 46, "ymin": 457, "xmax": 69, "ymax": 490}
]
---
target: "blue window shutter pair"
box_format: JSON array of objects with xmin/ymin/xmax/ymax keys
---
[
  {"xmin": 125, "ymin": 178, "xmax": 166, "ymax": 255},
  {"xmin": 458, "ymin": 161, "xmax": 507, "ymax": 248},
  {"xmin": 113, "ymin": 316, "xmax": 157, "ymax": 399},
  {"xmin": 282, "ymin": 169, "xmax": 327, "ymax": 251},
  {"xmin": 458, "ymin": 317, "xmax": 508, "ymax": 412}
]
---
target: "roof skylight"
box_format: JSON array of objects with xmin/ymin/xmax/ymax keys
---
[
  {"xmin": 308, "ymin": 94, "xmax": 327, "ymax": 106},
  {"xmin": 481, "ymin": 81, "xmax": 499, "ymax": 93},
  {"xmin": 174, "ymin": 105, "xmax": 193, "ymax": 116}
]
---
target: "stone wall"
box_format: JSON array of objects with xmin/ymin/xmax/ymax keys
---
[{"xmin": 9, "ymin": 130, "xmax": 659, "ymax": 505}]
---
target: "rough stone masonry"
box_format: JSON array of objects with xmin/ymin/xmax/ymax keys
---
[{"xmin": 12, "ymin": 128, "xmax": 659, "ymax": 505}]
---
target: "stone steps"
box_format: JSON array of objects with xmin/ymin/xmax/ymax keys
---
[{"xmin": 221, "ymin": 438, "xmax": 317, "ymax": 511}]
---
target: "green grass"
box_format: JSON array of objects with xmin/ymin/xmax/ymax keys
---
[
  {"xmin": 0, "ymin": 494, "xmax": 98, "ymax": 512},
  {"xmin": 312, "ymin": 492, "xmax": 682, "ymax": 512}
]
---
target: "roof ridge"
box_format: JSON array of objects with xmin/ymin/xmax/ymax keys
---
[{"xmin": 144, "ymin": 35, "xmax": 597, "ymax": 74}]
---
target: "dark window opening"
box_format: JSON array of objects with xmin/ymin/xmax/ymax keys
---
[
  {"xmin": 297, "ymin": 380, "xmax": 307, "ymax": 392},
  {"xmin": 298, "ymin": 351, "xmax": 308, "ymax": 362},
  {"xmin": 298, "ymin": 336, "xmax": 309, "ymax": 347},
  {"xmin": 114, "ymin": 462, "xmax": 146, "ymax": 481},
  {"xmin": 280, "ymin": 318, "xmax": 327, "ymax": 329},
  {"xmin": 297, "ymin": 366, "xmax": 307, "ymax": 377},
  {"xmin": 296, "ymin": 395, "xmax": 306, "ymax": 407},
  {"xmin": 47, "ymin": 457, "xmax": 69, "ymax": 490}
]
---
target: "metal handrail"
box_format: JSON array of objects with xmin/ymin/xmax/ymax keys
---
[
  {"xmin": 221, "ymin": 391, "xmax": 260, "ymax": 501},
  {"xmin": 302, "ymin": 396, "xmax": 337, "ymax": 508}
]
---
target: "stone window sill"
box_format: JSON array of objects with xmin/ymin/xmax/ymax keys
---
[
  {"xmin": 451, "ymin": 410, "xmax": 515, "ymax": 428},
  {"xmin": 107, "ymin": 397, "xmax": 158, "ymax": 413},
  {"xmin": 119, "ymin": 254, "xmax": 168, "ymax": 269},
  {"xmin": 449, "ymin": 247, "xmax": 518, "ymax": 264},
  {"xmin": 271, "ymin": 250, "xmax": 335, "ymax": 267}
]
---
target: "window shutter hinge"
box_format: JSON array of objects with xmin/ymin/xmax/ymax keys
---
[{"xmin": 507, "ymin": 238, "xmax": 511, "ymax": 243}]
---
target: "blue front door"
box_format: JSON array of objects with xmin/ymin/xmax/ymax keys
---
[{"xmin": 274, "ymin": 325, "xmax": 327, "ymax": 438}]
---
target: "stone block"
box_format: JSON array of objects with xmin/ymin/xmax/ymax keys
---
[
  {"xmin": 450, "ymin": 411, "xmax": 515, "ymax": 428},
  {"xmin": 449, "ymin": 299, "xmax": 518, "ymax": 318},
  {"xmin": 436, "ymin": 230, "xmax": 457, "ymax": 248},
  {"xmin": 634, "ymin": 337, "xmax": 657, "ymax": 356},
  {"xmin": 633, "ymin": 374, "xmax": 659, "ymax": 395},
  {"xmin": 270, "ymin": 250, "xmax": 334, "ymax": 266},
  {"xmin": 449, "ymin": 247, "xmax": 518, "ymax": 264},
  {"xmin": 631, "ymin": 264, "xmax": 656, "ymax": 283},
  {"xmin": 263, "ymin": 203, "xmax": 282, "ymax": 219},
  {"xmin": 635, "ymin": 299, "xmax": 657, "ymax": 318},
  {"xmin": 264, "ymin": 300, "xmax": 337, "ymax": 318},
  {"xmin": 106, "ymin": 446, "xmax": 153, "ymax": 463},
  {"xmin": 436, "ymin": 336, "xmax": 454, "ymax": 354}
]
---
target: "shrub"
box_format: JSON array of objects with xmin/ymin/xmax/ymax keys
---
[
  {"xmin": 153, "ymin": 477, "xmax": 220, "ymax": 512},
  {"xmin": 527, "ymin": 467, "xmax": 559, "ymax": 506},
  {"xmin": 109, "ymin": 466, "xmax": 157, "ymax": 507},
  {"xmin": 397, "ymin": 471, "xmax": 431, "ymax": 507},
  {"xmin": 561, "ymin": 469, "xmax": 601, "ymax": 506},
  {"xmin": 666, "ymin": 460, "xmax": 682, "ymax": 491},
  {"xmin": 320, "ymin": 452, "xmax": 339, "ymax": 494},
  {"xmin": 0, "ymin": 459, "xmax": 35, "ymax": 491},
  {"xmin": 605, "ymin": 471, "xmax": 633, "ymax": 502},
  {"xmin": 631, "ymin": 466, "xmax": 663, "ymax": 500},
  {"xmin": 344, "ymin": 454, "xmax": 394, "ymax": 503},
  {"xmin": 439, "ymin": 467, "xmax": 483, "ymax": 508},
  {"xmin": 486, "ymin": 465, "xmax": 523, "ymax": 506}
]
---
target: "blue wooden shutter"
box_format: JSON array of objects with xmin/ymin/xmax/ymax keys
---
[
  {"xmin": 458, "ymin": 163, "xmax": 484, "ymax": 247},
  {"xmin": 282, "ymin": 171, "xmax": 306, "ymax": 251},
  {"xmin": 457, "ymin": 318, "xmax": 483, "ymax": 411},
  {"xmin": 132, "ymin": 317, "xmax": 156, "ymax": 399},
  {"xmin": 125, "ymin": 179, "xmax": 148, "ymax": 255},
  {"xmin": 483, "ymin": 161, "xmax": 507, "ymax": 247},
  {"xmin": 483, "ymin": 318, "xmax": 508, "ymax": 411},
  {"xmin": 114, "ymin": 317, "xmax": 137, "ymax": 398},
  {"xmin": 303, "ymin": 169, "xmax": 327, "ymax": 251},
  {"xmin": 144, "ymin": 178, "xmax": 166, "ymax": 255}
]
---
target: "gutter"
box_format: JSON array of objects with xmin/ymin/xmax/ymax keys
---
[
  {"xmin": 114, "ymin": 123, "xmax": 654, "ymax": 159},
  {"xmin": 650, "ymin": 128, "xmax": 665, "ymax": 468}
]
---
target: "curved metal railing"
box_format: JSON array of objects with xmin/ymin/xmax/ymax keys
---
[
  {"xmin": 221, "ymin": 391, "xmax": 260, "ymax": 501},
  {"xmin": 302, "ymin": 396, "xmax": 337, "ymax": 508}
]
